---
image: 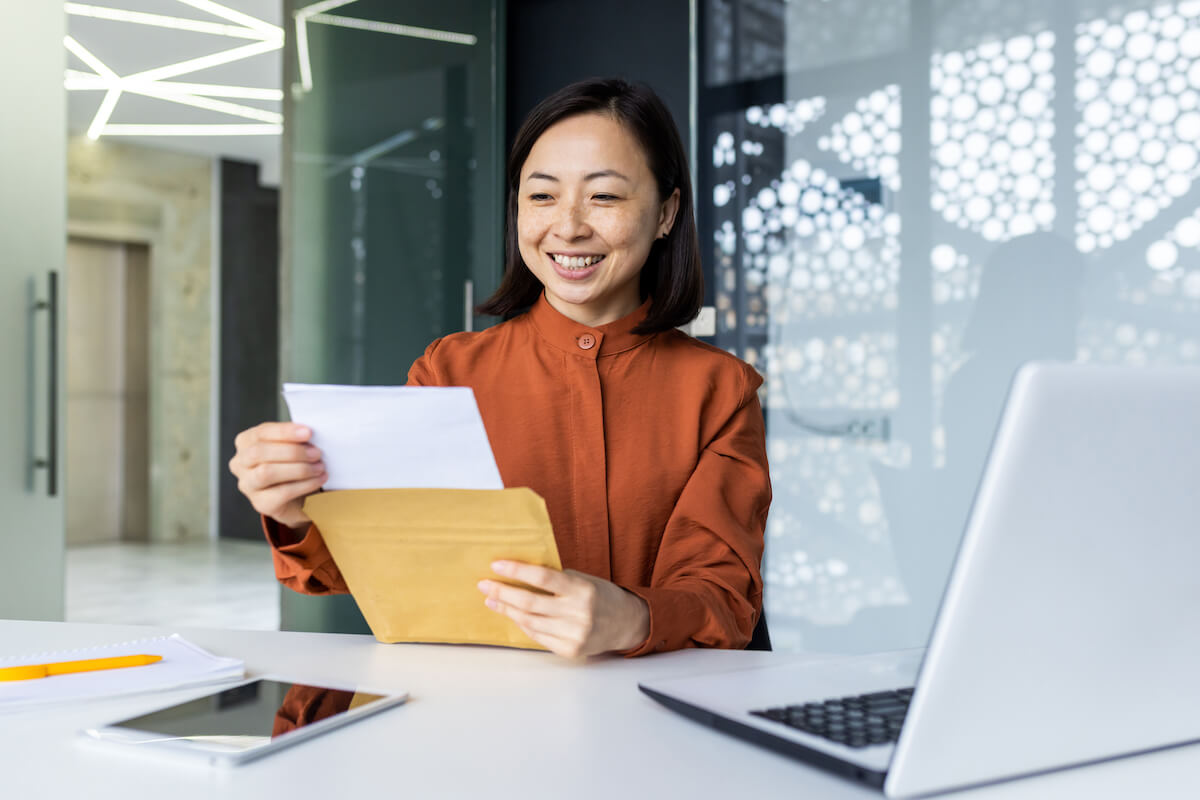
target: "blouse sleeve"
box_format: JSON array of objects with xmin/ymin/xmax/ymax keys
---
[
  {"xmin": 620, "ymin": 365, "xmax": 770, "ymax": 656},
  {"xmin": 261, "ymin": 340, "xmax": 445, "ymax": 594}
]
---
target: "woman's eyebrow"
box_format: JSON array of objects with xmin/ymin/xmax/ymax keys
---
[
  {"xmin": 584, "ymin": 169, "xmax": 630, "ymax": 182},
  {"xmin": 525, "ymin": 170, "xmax": 631, "ymax": 182}
]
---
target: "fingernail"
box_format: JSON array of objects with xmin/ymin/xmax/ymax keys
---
[
  {"xmin": 485, "ymin": 598, "xmax": 498, "ymax": 610},
  {"xmin": 305, "ymin": 446, "xmax": 320, "ymax": 458},
  {"xmin": 491, "ymin": 561, "xmax": 511, "ymax": 575},
  {"xmin": 294, "ymin": 425, "xmax": 311, "ymax": 438},
  {"xmin": 477, "ymin": 580, "xmax": 490, "ymax": 592}
]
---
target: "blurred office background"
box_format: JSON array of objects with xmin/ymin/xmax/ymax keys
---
[{"xmin": 1, "ymin": 1, "xmax": 1197, "ymax": 653}]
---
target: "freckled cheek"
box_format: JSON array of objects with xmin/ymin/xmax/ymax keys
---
[
  {"xmin": 605, "ymin": 225, "xmax": 656, "ymax": 273},
  {"xmin": 594, "ymin": 212, "xmax": 654, "ymax": 251},
  {"xmin": 517, "ymin": 207, "xmax": 553, "ymax": 242},
  {"xmin": 516, "ymin": 211, "xmax": 552, "ymax": 268}
]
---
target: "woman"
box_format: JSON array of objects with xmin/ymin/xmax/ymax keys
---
[{"xmin": 229, "ymin": 78, "xmax": 771, "ymax": 658}]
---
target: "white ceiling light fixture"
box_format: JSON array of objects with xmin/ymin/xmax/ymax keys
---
[
  {"xmin": 66, "ymin": 70, "xmax": 282, "ymax": 101},
  {"xmin": 102, "ymin": 124, "xmax": 282, "ymax": 136},
  {"xmin": 65, "ymin": 1, "xmax": 284, "ymax": 139},
  {"xmin": 63, "ymin": 35, "xmax": 122, "ymax": 139},
  {"xmin": 65, "ymin": 2, "xmax": 266, "ymax": 39},
  {"xmin": 294, "ymin": 0, "xmax": 476, "ymax": 93}
]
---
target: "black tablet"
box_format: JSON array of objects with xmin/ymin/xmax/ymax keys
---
[{"xmin": 81, "ymin": 677, "xmax": 407, "ymax": 766}]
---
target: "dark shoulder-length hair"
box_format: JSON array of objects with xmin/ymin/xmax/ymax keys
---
[{"xmin": 476, "ymin": 77, "xmax": 703, "ymax": 335}]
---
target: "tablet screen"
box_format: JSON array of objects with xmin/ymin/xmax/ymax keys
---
[{"xmin": 105, "ymin": 679, "xmax": 390, "ymax": 753}]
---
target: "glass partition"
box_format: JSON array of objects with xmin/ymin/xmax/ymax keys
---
[
  {"xmin": 698, "ymin": 0, "xmax": 1200, "ymax": 653},
  {"xmin": 280, "ymin": 0, "xmax": 503, "ymax": 633},
  {"xmin": 284, "ymin": 0, "xmax": 503, "ymax": 386}
]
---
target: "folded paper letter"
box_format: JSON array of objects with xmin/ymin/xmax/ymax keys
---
[{"xmin": 303, "ymin": 488, "xmax": 562, "ymax": 650}]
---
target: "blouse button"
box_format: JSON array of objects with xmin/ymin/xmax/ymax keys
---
[{"xmin": 577, "ymin": 333, "xmax": 596, "ymax": 350}]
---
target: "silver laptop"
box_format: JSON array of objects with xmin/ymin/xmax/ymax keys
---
[{"xmin": 640, "ymin": 363, "xmax": 1200, "ymax": 797}]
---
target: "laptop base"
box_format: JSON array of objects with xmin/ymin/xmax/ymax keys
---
[{"xmin": 639, "ymin": 684, "xmax": 888, "ymax": 789}]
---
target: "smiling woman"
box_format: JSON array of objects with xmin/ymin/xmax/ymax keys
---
[{"xmin": 230, "ymin": 78, "xmax": 772, "ymax": 659}]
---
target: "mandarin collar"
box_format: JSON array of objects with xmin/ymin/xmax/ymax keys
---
[{"xmin": 526, "ymin": 293, "xmax": 655, "ymax": 358}]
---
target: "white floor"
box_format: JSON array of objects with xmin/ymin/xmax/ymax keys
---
[{"xmin": 66, "ymin": 539, "xmax": 280, "ymax": 630}]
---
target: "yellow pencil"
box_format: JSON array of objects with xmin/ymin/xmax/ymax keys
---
[{"xmin": 0, "ymin": 654, "xmax": 163, "ymax": 682}]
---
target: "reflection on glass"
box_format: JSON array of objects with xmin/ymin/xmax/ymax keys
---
[
  {"xmin": 699, "ymin": 0, "xmax": 1200, "ymax": 654},
  {"xmin": 272, "ymin": 684, "xmax": 358, "ymax": 737},
  {"xmin": 109, "ymin": 680, "xmax": 383, "ymax": 749}
]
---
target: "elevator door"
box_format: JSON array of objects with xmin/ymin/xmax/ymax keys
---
[{"xmin": 65, "ymin": 237, "xmax": 150, "ymax": 545}]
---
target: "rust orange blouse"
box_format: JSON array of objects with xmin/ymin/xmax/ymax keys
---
[{"xmin": 263, "ymin": 293, "xmax": 771, "ymax": 656}]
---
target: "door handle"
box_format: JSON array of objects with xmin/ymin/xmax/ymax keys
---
[
  {"xmin": 463, "ymin": 279, "xmax": 474, "ymax": 332},
  {"xmin": 32, "ymin": 271, "xmax": 57, "ymax": 497}
]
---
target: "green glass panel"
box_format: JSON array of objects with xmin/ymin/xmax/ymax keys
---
[
  {"xmin": 280, "ymin": 0, "xmax": 504, "ymax": 634},
  {"xmin": 0, "ymin": 5, "xmax": 65, "ymax": 620}
]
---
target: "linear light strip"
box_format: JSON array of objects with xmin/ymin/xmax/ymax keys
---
[
  {"xmin": 138, "ymin": 79, "xmax": 282, "ymax": 100},
  {"xmin": 102, "ymin": 124, "xmax": 282, "ymax": 136},
  {"xmin": 296, "ymin": 16, "xmax": 314, "ymax": 92},
  {"xmin": 65, "ymin": 70, "xmax": 283, "ymax": 101},
  {"xmin": 88, "ymin": 88, "xmax": 122, "ymax": 139},
  {"xmin": 174, "ymin": 0, "xmax": 282, "ymax": 39},
  {"xmin": 124, "ymin": 38, "xmax": 281, "ymax": 84},
  {"xmin": 296, "ymin": 0, "xmax": 360, "ymax": 20},
  {"xmin": 129, "ymin": 84, "xmax": 282, "ymax": 123},
  {"xmin": 65, "ymin": 3, "xmax": 266, "ymax": 40},
  {"xmin": 294, "ymin": 0, "xmax": 358, "ymax": 91},
  {"xmin": 63, "ymin": 35, "xmax": 118, "ymax": 79},
  {"xmin": 65, "ymin": 70, "xmax": 108, "ymax": 90},
  {"xmin": 310, "ymin": 13, "xmax": 477, "ymax": 45}
]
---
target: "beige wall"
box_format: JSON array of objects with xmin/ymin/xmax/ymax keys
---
[{"xmin": 67, "ymin": 137, "xmax": 213, "ymax": 542}]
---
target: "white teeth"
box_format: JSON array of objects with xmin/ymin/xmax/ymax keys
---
[{"xmin": 552, "ymin": 254, "xmax": 603, "ymax": 269}]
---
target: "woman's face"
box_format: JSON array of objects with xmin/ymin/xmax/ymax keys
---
[{"xmin": 517, "ymin": 112, "xmax": 679, "ymax": 327}]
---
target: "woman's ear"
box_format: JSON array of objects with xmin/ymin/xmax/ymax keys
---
[{"xmin": 658, "ymin": 187, "xmax": 681, "ymax": 238}]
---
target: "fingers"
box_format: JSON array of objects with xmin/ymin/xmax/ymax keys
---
[
  {"xmin": 238, "ymin": 461, "xmax": 326, "ymax": 493},
  {"xmin": 476, "ymin": 580, "xmax": 558, "ymax": 617},
  {"xmin": 247, "ymin": 474, "xmax": 327, "ymax": 518},
  {"xmin": 238, "ymin": 442, "xmax": 322, "ymax": 469},
  {"xmin": 229, "ymin": 421, "xmax": 324, "ymax": 529},
  {"xmin": 478, "ymin": 571, "xmax": 599, "ymax": 657},
  {"xmin": 235, "ymin": 422, "xmax": 311, "ymax": 450},
  {"xmin": 490, "ymin": 561, "xmax": 572, "ymax": 595},
  {"xmin": 229, "ymin": 423, "xmax": 322, "ymax": 483},
  {"xmin": 486, "ymin": 593, "xmax": 586, "ymax": 651}
]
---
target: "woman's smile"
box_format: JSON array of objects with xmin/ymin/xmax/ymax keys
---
[{"xmin": 549, "ymin": 252, "xmax": 606, "ymax": 280}]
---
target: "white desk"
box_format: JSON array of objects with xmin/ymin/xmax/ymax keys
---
[{"xmin": 2, "ymin": 620, "xmax": 1197, "ymax": 799}]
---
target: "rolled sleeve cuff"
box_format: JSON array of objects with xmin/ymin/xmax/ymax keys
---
[
  {"xmin": 260, "ymin": 515, "xmax": 347, "ymax": 595},
  {"xmin": 618, "ymin": 585, "xmax": 707, "ymax": 657}
]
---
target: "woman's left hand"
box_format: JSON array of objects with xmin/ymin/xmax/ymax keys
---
[{"xmin": 478, "ymin": 562, "xmax": 650, "ymax": 658}]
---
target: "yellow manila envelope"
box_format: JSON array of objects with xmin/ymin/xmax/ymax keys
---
[{"xmin": 302, "ymin": 487, "xmax": 562, "ymax": 650}]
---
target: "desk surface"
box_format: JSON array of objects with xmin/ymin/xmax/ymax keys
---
[{"xmin": 2, "ymin": 620, "xmax": 1196, "ymax": 799}]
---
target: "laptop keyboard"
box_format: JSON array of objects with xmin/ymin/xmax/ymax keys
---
[{"xmin": 750, "ymin": 687, "xmax": 914, "ymax": 749}]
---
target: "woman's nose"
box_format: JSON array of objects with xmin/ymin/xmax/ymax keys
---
[{"xmin": 552, "ymin": 202, "xmax": 591, "ymax": 239}]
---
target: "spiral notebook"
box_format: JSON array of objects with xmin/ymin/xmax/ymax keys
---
[{"xmin": 0, "ymin": 634, "xmax": 244, "ymax": 712}]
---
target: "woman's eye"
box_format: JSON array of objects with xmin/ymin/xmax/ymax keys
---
[
  {"xmin": 528, "ymin": 193, "xmax": 552, "ymax": 201},
  {"xmin": 593, "ymin": 194, "xmax": 619, "ymax": 201}
]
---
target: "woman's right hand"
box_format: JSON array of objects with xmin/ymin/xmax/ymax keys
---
[{"xmin": 229, "ymin": 422, "xmax": 327, "ymax": 531}]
